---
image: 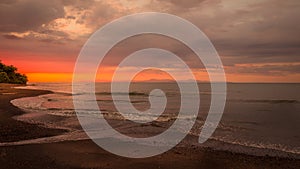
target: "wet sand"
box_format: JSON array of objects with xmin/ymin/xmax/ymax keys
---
[
  {"xmin": 0, "ymin": 84, "xmax": 66, "ymax": 142},
  {"xmin": 0, "ymin": 84, "xmax": 299, "ymax": 169}
]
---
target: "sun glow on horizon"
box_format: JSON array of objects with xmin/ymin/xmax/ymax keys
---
[{"xmin": 25, "ymin": 71, "xmax": 300, "ymax": 83}]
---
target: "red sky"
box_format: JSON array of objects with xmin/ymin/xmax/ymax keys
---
[{"xmin": 0, "ymin": 0, "xmax": 299, "ymax": 83}]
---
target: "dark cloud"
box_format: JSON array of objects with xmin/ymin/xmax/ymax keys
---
[
  {"xmin": 194, "ymin": 0, "xmax": 300, "ymax": 63},
  {"xmin": 0, "ymin": 0, "xmax": 299, "ymax": 79},
  {"xmin": 61, "ymin": 0, "xmax": 94, "ymax": 9},
  {"xmin": 157, "ymin": 0, "xmax": 206, "ymax": 8},
  {"xmin": 84, "ymin": 1, "xmax": 127, "ymax": 29},
  {"xmin": 0, "ymin": 0, "xmax": 65, "ymax": 32},
  {"xmin": 0, "ymin": 0, "xmax": 17, "ymax": 4},
  {"xmin": 37, "ymin": 29, "xmax": 70, "ymax": 38},
  {"xmin": 0, "ymin": 34, "xmax": 80, "ymax": 62},
  {"xmin": 213, "ymin": 41, "xmax": 300, "ymax": 65},
  {"xmin": 148, "ymin": 0, "xmax": 207, "ymax": 14},
  {"xmin": 66, "ymin": 16, "xmax": 76, "ymax": 20},
  {"xmin": 145, "ymin": 0, "xmax": 300, "ymax": 65},
  {"xmin": 226, "ymin": 64, "xmax": 300, "ymax": 76}
]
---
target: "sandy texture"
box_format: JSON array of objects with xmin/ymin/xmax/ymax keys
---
[{"xmin": 0, "ymin": 84, "xmax": 299, "ymax": 169}]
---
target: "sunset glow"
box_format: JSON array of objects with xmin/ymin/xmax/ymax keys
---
[{"xmin": 0, "ymin": 0, "xmax": 299, "ymax": 83}]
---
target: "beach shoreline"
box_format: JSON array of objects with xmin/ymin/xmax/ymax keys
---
[
  {"xmin": 0, "ymin": 84, "xmax": 67, "ymax": 143},
  {"xmin": 0, "ymin": 83, "xmax": 299, "ymax": 169}
]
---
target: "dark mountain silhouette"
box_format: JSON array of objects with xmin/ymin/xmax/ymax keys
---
[{"xmin": 0, "ymin": 61, "xmax": 28, "ymax": 84}]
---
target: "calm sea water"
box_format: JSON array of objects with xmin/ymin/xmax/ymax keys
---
[{"xmin": 11, "ymin": 82, "xmax": 300, "ymax": 158}]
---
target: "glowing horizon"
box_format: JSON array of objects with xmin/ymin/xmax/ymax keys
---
[
  {"xmin": 1, "ymin": 59, "xmax": 299, "ymax": 83},
  {"xmin": 1, "ymin": 0, "xmax": 299, "ymax": 83}
]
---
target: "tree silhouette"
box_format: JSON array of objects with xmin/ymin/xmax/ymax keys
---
[{"xmin": 0, "ymin": 61, "xmax": 28, "ymax": 84}]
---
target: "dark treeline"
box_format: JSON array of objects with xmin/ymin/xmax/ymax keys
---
[{"xmin": 0, "ymin": 61, "xmax": 28, "ymax": 84}]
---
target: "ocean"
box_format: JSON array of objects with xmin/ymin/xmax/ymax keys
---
[{"xmin": 9, "ymin": 82, "xmax": 300, "ymax": 158}]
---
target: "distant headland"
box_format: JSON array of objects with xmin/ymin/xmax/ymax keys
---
[{"xmin": 0, "ymin": 61, "xmax": 28, "ymax": 84}]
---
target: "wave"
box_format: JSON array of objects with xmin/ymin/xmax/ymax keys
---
[
  {"xmin": 8, "ymin": 97, "xmax": 300, "ymax": 159},
  {"xmin": 9, "ymin": 83, "xmax": 300, "ymax": 159}
]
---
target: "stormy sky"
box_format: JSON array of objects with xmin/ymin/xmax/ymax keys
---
[{"xmin": 0, "ymin": 0, "xmax": 299, "ymax": 82}]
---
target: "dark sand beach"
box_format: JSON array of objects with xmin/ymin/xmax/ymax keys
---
[{"xmin": 0, "ymin": 84, "xmax": 299, "ymax": 169}]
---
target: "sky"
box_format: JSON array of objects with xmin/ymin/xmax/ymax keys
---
[{"xmin": 0, "ymin": 0, "xmax": 299, "ymax": 82}]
